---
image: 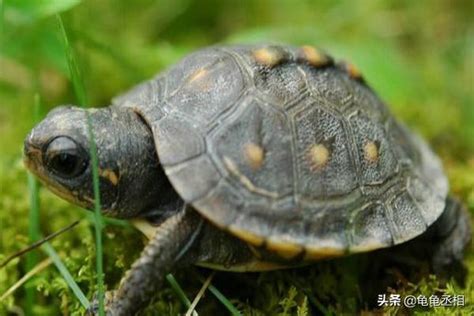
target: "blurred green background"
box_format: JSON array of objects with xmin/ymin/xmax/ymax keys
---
[{"xmin": 0, "ymin": 0, "xmax": 472, "ymax": 315}]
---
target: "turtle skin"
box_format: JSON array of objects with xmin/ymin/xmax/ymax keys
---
[{"xmin": 114, "ymin": 44, "xmax": 448, "ymax": 260}]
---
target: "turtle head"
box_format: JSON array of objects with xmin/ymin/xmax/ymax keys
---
[{"xmin": 24, "ymin": 105, "xmax": 165, "ymax": 218}]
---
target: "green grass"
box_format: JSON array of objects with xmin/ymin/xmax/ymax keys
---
[
  {"xmin": 166, "ymin": 274, "xmax": 195, "ymax": 312},
  {"xmin": 42, "ymin": 243, "xmax": 90, "ymax": 309},
  {"xmin": 56, "ymin": 13, "xmax": 104, "ymax": 315},
  {"xmin": 202, "ymin": 281, "xmax": 242, "ymax": 316},
  {"xmin": 0, "ymin": 0, "xmax": 473, "ymax": 315}
]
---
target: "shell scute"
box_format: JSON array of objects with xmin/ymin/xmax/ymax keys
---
[{"xmin": 122, "ymin": 45, "xmax": 448, "ymax": 258}]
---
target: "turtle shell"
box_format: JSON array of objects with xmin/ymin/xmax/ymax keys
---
[{"xmin": 114, "ymin": 44, "xmax": 448, "ymax": 259}]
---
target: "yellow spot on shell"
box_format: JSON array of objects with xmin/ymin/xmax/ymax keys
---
[
  {"xmin": 266, "ymin": 239, "xmax": 303, "ymax": 259},
  {"xmin": 299, "ymin": 45, "xmax": 329, "ymax": 67},
  {"xmin": 364, "ymin": 141, "xmax": 379, "ymax": 163},
  {"xmin": 228, "ymin": 225, "xmax": 265, "ymax": 246},
  {"xmin": 99, "ymin": 169, "xmax": 119, "ymax": 185},
  {"xmin": 243, "ymin": 143, "xmax": 265, "ymax": 170},
  {"xmin": 253, "ymin": 47, "xmax": 284, "ymax": 67},
  {"xmin": 308, "ymin": 144, "xmax": 330, "ymax": 170},
  {"xmin": 345, "ymin": 62, "xmax": 362, "ymax": 79},
  {"xmin": 187, "ymin": 68, "xmax": 212, "ymax": 91},
  {"xmin": 188, "ymin": 68, "xmax": 207, "ymax": 83}
]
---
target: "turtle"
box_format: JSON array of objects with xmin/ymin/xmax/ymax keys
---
[{"xmin": 23, "ymin": 44, "xmax": 471, "ymax": 315}]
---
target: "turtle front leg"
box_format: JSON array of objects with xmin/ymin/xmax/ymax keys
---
[{"xmin": 89, "ymin": 206, "xmax": 204, "ymax": 316}]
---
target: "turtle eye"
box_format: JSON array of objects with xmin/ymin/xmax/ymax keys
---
[{"xmin": 45, "ymin": 137, "xmax": 88, "ymax": 178}]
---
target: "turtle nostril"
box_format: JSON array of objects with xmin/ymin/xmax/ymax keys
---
[
  {"xmin": 24, "ymin": 141, "xmax": 33, "ymax": 159},
  {"xmin": 23, "ymin": 138, "xmax": 42, "ymax": 171}
]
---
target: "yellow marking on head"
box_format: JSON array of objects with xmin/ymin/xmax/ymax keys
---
[
  {"xmin": 300, "ymin": 45, "xmax": 329, "ymax": 67},
  {"xmin": 304, "ymin": 245, "xmax": 345, "ymax": 260},
  {"xmin": 253, "ymin": 47, "xmax": 283, "ymax": 67},
  {"xmin": 266, "ymin": 239, "xmax": 303, "ymax": 260},
  {"xmin": 308, "ymin": 144, "xmax": 330, "ymax": 170},
  {"xmin": 243, "ymin": 142, "xmax": 265, "ymax": 170},
  {"xmin": 228, "ymin": 224, "xmax": 265, "ymax": 246},
  {"xmin": 99, "ymin": 169, "xmax": 119, "ymax": 185},
  {"xmin": 364, "ymin": 141, "xmax": 379, "ymax": 163},
  {"xmin": 345, "ymin": 62, "xmax": 362, "ymax": 79}
]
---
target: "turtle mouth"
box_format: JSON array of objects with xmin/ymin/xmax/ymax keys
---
[{"xmin": 23, "ymin": 141, "xmax": 43, "ymax": 174}]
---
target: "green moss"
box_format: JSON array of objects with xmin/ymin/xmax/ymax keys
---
[{"xmin": 0, "ymin": 1, "xmax": 472, "ymax": 315}]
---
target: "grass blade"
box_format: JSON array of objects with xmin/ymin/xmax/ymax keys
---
[
  {"xmin": 0, "ymin": 258, "xmax": 53, "ymax": 302},
  {"xmin": 0, "ymin": 0, "xmax": 3, "ymax": 40},
  {"xmin": 56, "ymin": 14, "xmax": 104, "ymax": 315},
  {"xmin": 42, "ymin": 243, "xmax": 90, "ymax": 309},
  {"xmin": 0, "ymin": 221, "xmax": 79, "ymax": 269},
  {"xmin": 207, "ymin": 283, "xmax": 241, "ymax": 316},
  {"xmin": 166, "ymin": 274, "xmax": 197, "ymax": 316},
  {"xmin": 56, "ymin": 14, "xmax": 88, "ymax": 106},
  {"xmin": 196, "ymin": 275, "xmax": 241, "ymax": 316},
  {"xmin": 185, "ymin": 272, "xmax": 215, "ymax": 316},
  {"xmin": 85, "ymin": 112, "xmax": 105, "ymax": 315}
]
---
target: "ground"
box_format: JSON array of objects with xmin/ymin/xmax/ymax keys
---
[{"xmin": 0, "ymin": 0, "xmax": 473, "ymax": 315}]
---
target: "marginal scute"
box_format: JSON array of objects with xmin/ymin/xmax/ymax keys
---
[
  {"xmin": 350, "ymin": 203, "xmax": 392, "ymax": 252},
  {"xmin": 304, "ymin": 245, "xmax": 345, "ymax": 260},
  {"xmin": 228, "ymin": 225, "xmax": 265, "ymax": 246},
  {"xmin": 193, "ymin": 180, "xmax": 241, "ymax": 227},
  {"xmin": 408, "ymin": 176, "xmax": 445, "ymax": 225},
  {"xmin": 388, "ymin": 191, "xmax": 427, "ymax": 244},
  {"xmin": 165, "ymin": 155, "xmax": 220, "ymax": 202},
  {"xmin": 266, "ymin": 239, "xmax": 303, "ymax": 259}
]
